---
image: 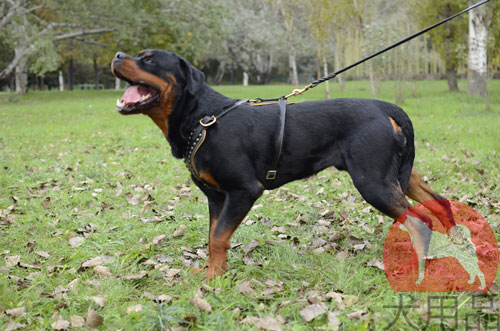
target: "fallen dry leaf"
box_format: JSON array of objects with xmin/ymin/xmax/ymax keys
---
[
  {"xmin": 5, "ymin": 307, "xmax": 26, "ymax": 318},
  {"xmin": 93, "ymin": 265, "xmax": 112, "ymax": 277},
  {"xmin": 346, "ymin": 309, "xmax": 368, "ymax": 320},
  {"xmin": 261, "ymin": 286, "xmax": 281, "ymax": 296},
  {"xmin": 67, "ymin": 278, "xmax": 79, "ymax": 289},
  {"xmin": 299, "ymin": 303, "xmax": 327, "ymax": 322},
  {"xmin": 305, "ymin": 290, "xmax": 324, "ymax": 304},
  {"xmin": 5, "ymin": 255, "xmax": 20, "ymax": 267},
  {"xmin": 244, "ymin": 240, "xmax": 260, "ymax": 254},
  {"xmin": 69, "ymin": 236, "xmax": 85, "ymax": 247},
  {"xmin": 126, "ymin": 304, "xmax": 143, "ymax": 314},
  {"xmin": 127, "ymin": 195, "xmax": 141, "ymax": 205},
  {"xmin": 271, "ymin": 226, "xmax": 286, "ymax": 234},
  {"xmin": 335, "ymin": 251, "xmax": 349, "ymax": 260},
  {"xmin": 366, "ymin": 257, "xmax": 384, "ymax": 270},
  {"xmin": 80, "ymin": 256, "xmax": 113, "ymax": 268},
  {"xmin": 238, "ymin": 280, "xmax": 255, "ymax": 295},
  {"xmin": 164, "ymin": 268, "xmax": 181, "ymax": 278},
  {"xmin": 41, "ymin": 197, "xmax": 51, "ymax": 209},
  {"xmin": 18, "ymin": 262, "xmax": 40, "ymax": 269},
  {"xmin": 51, "ymin": 285, "xmax": 69, "ymax": 298},
  {"xmin": 156, "ymin": 294, "xmax": 172, "ymax": 304},
  {"xmin": 172, "ymin": 224, "xmax": 186, "ymax": 238},
  {"xmin": 241, "ymin": 316, "xmax": 283, "ymax": 331},
  {"xmin": 51, "ymin": 318, "xmax": 70, "ymax": 330},
  {"xmin": 190, "ymin": 290, "xmax": 211, "ymax": 312},
  {"xmin": 121, "ymin": 270, "xmax": 148, "ymax": 280},
  {"xmin": 328, "ymin": 311, "xmax": 341, "ymax": 329},
  {"xmin": 92, "ymin": 296, "xmax": 106, "ymax": 307},
  {"xmin": 70, "ymin": 315, "xmax": 85, "ymax": 327},
  {"xmin": 35, "ymin": 251, "xmax": 50, "ymax": 258},
  {"xmin": 86, "ymin": 309, "xmax": 104, "ymax": 328},
  {"xmin": 152, "ymin": 234, "xmax": 166, "ymax": 245},
  {"xmin": 5, "ymin": 321, "xmax": 26, "ymax": 331}
]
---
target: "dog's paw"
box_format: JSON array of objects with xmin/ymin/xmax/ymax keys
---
[
  {"xmin": 204, "ymin": 262, "xmax": 227, "ymax": 280},
  {"xmin": 204, "ymin": 267, "xmax": 225, "ymax": 280}
]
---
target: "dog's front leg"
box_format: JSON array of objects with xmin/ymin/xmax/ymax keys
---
[{"xmin": 205, "ymin": 187, "xmax": 262, "ymax": 279}]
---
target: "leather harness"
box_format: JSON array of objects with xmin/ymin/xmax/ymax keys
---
[{"xmin": 184, "ymin": 98, "xmax": 288, "ymax": 187}]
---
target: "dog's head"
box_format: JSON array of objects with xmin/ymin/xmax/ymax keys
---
[{"xmin": 111, "ymin": 50, "xmax": 205, "ymax": 115}]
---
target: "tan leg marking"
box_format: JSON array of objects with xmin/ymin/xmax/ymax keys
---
[{"xmin": 389, "ymin": 117, "xmax": 402, "ymax": 132}]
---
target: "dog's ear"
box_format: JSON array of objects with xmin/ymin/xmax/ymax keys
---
[{"xmin": 178, "ymin": 57, "xmax": 205, "ymax": 95}]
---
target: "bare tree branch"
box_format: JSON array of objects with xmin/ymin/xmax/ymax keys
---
[
  {"xmin": 74, "ymin": 37, "xmax": 109, "ymax": 47},
  {"xmin": 0, "ymin": 3, "xmax": 20, "ymax": 29},
  {"xmin": 0, "ymin": 2, "xmax": 44, "ymax": 29},
  {"xmin": 0, "ymin": 44, "xmax": 34, "ymax": 80},
  {"xmin": 54, "ymin": 28, "xmax": 115, "ymax": 41}
]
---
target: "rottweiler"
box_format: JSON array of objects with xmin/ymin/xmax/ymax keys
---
[{"xmin": 111, "ymin": 49, "xmax": 461, "ymax": 279}]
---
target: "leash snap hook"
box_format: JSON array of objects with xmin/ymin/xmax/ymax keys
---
[{"xmin": 200, "ymin": 115, "xmax": 216, "ymax": 127}]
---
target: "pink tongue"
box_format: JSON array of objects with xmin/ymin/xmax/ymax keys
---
[{"xmin": 121, "ymin": 85, "xmax": 149, "ymax": 104}]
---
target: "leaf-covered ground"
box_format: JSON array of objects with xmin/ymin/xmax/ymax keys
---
[{"xmin": 0, "ymin": 80, "xmax": 499, "ymax": 330}]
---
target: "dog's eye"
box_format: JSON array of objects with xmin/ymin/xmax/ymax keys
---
[{"xmin": 143, "ymin": 57, "xmax": 154, "ymax": 64}]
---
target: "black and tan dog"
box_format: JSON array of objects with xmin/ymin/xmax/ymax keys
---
[{"xmin": 111, "ymin": 50, "xmax": 461, "ymax": 279}]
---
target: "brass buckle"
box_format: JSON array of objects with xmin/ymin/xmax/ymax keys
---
[
  {"xmin": 200, "ymin": 115, "xmax": 216, "ymax": 127},
  {"xmin": 266, "ymin": 170, "xmax": 277, "ymax": 180}
]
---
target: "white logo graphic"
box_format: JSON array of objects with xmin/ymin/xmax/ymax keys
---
[{"xmin": 400, "ymin": 215, "xmax": 486, "ymax": 290}]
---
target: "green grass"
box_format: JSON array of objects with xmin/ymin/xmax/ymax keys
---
[{"xmin": 0, "ymin": 80, "xmax": 499, "ymax": 330}]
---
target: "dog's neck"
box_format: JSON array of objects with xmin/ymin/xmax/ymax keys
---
[{"xmin": 162, "ymin": 83, "xmax": 235, "ymax": 158}]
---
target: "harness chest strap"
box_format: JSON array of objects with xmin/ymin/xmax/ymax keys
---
[{"xmin": 184, "ymin": 98, "xmax": 288, "ymax": 186}]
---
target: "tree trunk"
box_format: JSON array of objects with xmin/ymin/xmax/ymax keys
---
[
  {"xmin": 115, "ymin": 77, "xmax": 121, "ymax": 90},
  {"xmin": 93, "ymin": 56, "xmax": 99, "ymax": 89},
  {"xmin": 68, "ymin": 57, "xmax": 74, "ymax": 91},
  {"xmin": 59, "ymin": 70, "xmax": 64, "ymax": 91},
  {"xmin": 446, "ymin": 67, "xmax": 459, "ymax": 92},
  {"xmin": 14, "ymin": 47, "xmax": 28, "ymax": 93},
  {"xmin": 279, "ymin": 1, "xmax": 299, "ymax": 87},
  {"xmin": 334, "ymin": 51, "xmax": 345, "ymax": 92},
  {"xmin": 322, "ymin": 54, "xmax": 330, "ymax": 99},
  {"xmin": 368, "ymin": 61, "xmax": 379, "ymax": 98},
  {"xmin": 264, "ymin": 51, "xmax": 273, "ymax": 85},
  {"xmin": 243, "ymin": 72, "xmax": 249, "ymax": 86},
  {"xmin": 230, "ymin": 62, "xmax": 235, "ymax": 85},
  {"xmin": 443, "ymin": 5, "xmax": 458, "ymax": 92},
  {"xmin": 467, "ymin": 0, "xmax": 489, "ymax": 97},
  {"xmin": 289, "ymin": 50, "xmax": 299, "ymax": 87},
  {"xmin": 213, "ymin": 60, "xmax": 226, "ymax": 85}
]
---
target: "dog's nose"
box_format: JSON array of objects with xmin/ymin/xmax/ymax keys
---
[{"xmin": 114, "ymin": 52, "xmax": 128, "ymax": 61}]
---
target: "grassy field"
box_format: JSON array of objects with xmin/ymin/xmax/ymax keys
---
[{"xmin": 0, "ymin": 80, "xmax": 499, "ymax": 330}]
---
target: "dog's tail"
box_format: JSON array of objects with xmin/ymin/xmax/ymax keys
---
[{"xmin": 382, "ymin": 103, "xmax": 415, "ymax": 194}]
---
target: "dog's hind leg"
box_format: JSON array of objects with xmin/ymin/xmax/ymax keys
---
[
  {"xmin": 406, "ymin": 168, "xmax": 462, "ymax": 243},
  {"xmin": 346, "ymin": 156, "xmax": 434, "ymax": 263}
]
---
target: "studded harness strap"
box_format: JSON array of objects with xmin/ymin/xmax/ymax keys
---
[
  {"xmin": 184, "ymin": 99, "xmax": 248, "ymax": 183},
  {"xmin": 184, "ymin": 98, "xmax": 288, "ymax": 187}
]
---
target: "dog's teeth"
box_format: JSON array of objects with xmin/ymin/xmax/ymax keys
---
[
  {"xmin": 146, "ymin": 93, "xmax": 151, "ymax": 98},
  {"xmin": 116, "ymin": 99, "xmax": 125, "ymax": 110}
]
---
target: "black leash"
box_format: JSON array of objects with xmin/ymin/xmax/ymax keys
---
[
  {"xmin": 186, "ymin": 0, "xmax": 489, "ymax": 187},
  {"xmin": 251, "ymin": 0, "xmax": 490, "ymax": 102}
]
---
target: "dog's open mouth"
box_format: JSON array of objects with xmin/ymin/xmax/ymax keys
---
[{"xmin": 116, "ymin": 83, "xmax": 160, "ymax": 113}]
